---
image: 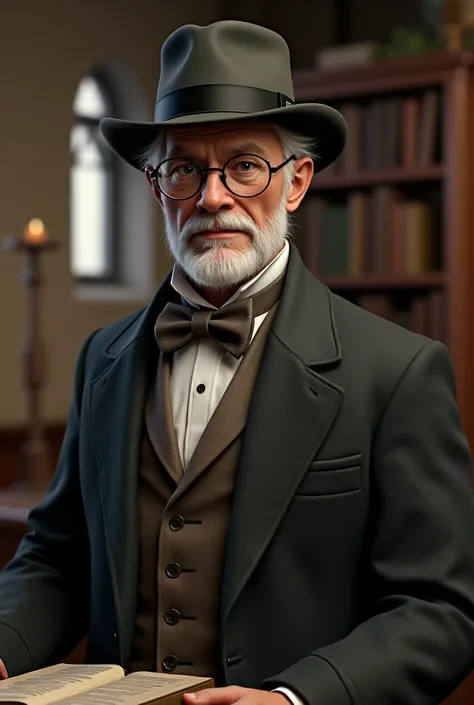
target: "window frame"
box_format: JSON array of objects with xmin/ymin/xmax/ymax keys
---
[{"xmin": 70, "ymin": 68, "xmax": 120, "ymax": 284}]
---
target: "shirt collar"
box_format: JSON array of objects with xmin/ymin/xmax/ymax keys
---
[{"xmin": 170, "ymin": 239, "xmax": 290, "ymax": 310}]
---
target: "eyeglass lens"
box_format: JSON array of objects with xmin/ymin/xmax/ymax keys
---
[{"xmin": 157, "ymin": 154, "xmax": 271, "ymax": 199}]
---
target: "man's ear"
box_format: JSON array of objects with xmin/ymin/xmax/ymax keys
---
[
  {"xmin": 285, "ymin": 157, "xmax": 314, "ymax": 213},
  {"xmin": 145, "ymin": 165, "xmax": 162, "ymax": 204}
]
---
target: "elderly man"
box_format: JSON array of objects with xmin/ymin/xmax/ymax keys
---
[{"xmin": 0, "ymin": 19, "xmax": 474, "ymax": 705}]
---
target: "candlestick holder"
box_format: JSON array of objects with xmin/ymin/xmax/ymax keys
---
[{"xmin": 2, "ymin": 220, "xmax": 58, "ymax": 498}]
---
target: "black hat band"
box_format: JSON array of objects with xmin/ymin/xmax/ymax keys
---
[{"xmin": 155, "ymin": 84, "xmax": 295, "ymax": 122}]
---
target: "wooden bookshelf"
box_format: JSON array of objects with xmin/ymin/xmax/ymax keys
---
[
  {"xmin": 310, "ymin": 165, "xmax": 445, "ymax": 190},
  {"xmin": 321, "ymin": 272, "xmax": 446, "ymax": 290},
  {"xmin": 293, "ymin": 51, "xmax": 474, "ymax": 466},
  {"xmin": 293, "ymin": 48, "xmax": 474, "ymax": 705}
]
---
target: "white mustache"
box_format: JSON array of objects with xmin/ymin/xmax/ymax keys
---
[{"xmin": 180, "ymin": 213, "xmax": 260, "ymax": 241}]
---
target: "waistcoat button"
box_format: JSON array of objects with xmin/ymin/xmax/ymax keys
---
[
  {"xmin": 164, "ymin": 608, "xmax": 181, "ymax": 625},
  {"xmin": 162, "ymin": 654, "xmax": 179, "ymax": 672},
  {"xmin": 166, "ymin": 562, "xmax": 182, "ymax": 578},
  {"xmin": 169, "ymin": 515, "xmax": 185, "ymax": 531}
]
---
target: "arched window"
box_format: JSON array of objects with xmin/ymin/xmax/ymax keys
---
[{"xmin": 70, "ymin": 71, "xmax": 118, "ymax": 281}]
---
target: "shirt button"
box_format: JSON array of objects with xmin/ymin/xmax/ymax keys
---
[
  {"xmin": 164, "ymin": 609, "xmax": 181, "ymax": 626},
  {"xmin": 169, "ymin": 515, "xmax": 185, "ymax": 531},
  {"xmin": 196, "ymin": 383, "xmax": 206, "ymax": 394},
  {"xmin": 162, "ymin": 654, "xmax": 179, "ymax": 672},
  {"xmin": 165, "ymin": 562, "xmax": 182, "ymax": 578}
]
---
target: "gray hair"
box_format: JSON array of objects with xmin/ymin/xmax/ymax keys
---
[
  {"xmin": 137, "ymin": 122, "xmax": 318, "ymax": 191},
  {"xmin": 273, "ymin": 124, "xmax": 318, "ymax": 191}
]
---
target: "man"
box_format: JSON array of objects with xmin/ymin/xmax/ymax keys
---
[{"xmin": 0, "ymin": 19, "xmax": 474, "ymax": 705}]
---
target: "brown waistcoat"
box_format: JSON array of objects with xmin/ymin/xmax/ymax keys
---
[{"xmin": 127, "ymin": 307, "xmax": 277, "ymax": 681}]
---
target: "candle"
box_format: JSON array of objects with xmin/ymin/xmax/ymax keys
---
[{"xmin": 24, "ymin": 218, "xmax": 47, "ymax": 245}]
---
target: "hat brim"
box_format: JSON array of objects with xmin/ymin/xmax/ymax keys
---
[{"xmin": 100, "ymin": 103, "xmax": 347, "ymax": 173}]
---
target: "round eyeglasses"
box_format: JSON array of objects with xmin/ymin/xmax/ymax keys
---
[{"xmin": 149, "ymin": 153, "xmax": 296, "ymax": 200}]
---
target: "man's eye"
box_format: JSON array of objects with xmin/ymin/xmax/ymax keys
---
[
  {"xmin": 176, "ymin": 164, "xmax": 196, "ymax": 175},
  {"xmin": 236, "ymin": 161, "xmax": 255, "ymax": 171}
]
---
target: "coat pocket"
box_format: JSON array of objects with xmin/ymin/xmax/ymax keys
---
[{"xmin": 297, "ymin": 454, "xmax": 363, "ymax": 496}]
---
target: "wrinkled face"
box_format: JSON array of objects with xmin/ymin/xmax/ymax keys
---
[{"xmin": 147, "ymin": 121, "xmax": 312, "ymax": 290}]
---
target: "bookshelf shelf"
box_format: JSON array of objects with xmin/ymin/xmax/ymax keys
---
[
  {"xmin": 293, "ymin": 51, "xmax": 474, "ymax": 102},
  {"xmin": 310, "ymin": 166, "xmax": 444, "ymax": 191},
  {"xmin": 321, "ymin": 272, "xmax": 446, "ymax": 290}
]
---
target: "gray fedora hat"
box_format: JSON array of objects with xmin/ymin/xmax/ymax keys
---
[{"xmin": 100, "ymin": 20, "xmax": 347, "ymax": 173}]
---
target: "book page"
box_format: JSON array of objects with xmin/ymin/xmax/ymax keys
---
[
  {"xmin": 0, "ymin": 664, "xmax": 125, "ymax": 705},
  {"xmin": 54, "ymin": 672, "xmax": 214, "ymax": 705}
]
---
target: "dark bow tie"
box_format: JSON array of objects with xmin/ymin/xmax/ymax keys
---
[{"xmin": 154, "ymin": 272, "xmax": 285, "ymax": 358}]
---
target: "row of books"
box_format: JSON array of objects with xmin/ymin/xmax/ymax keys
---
[
  {"xmin": 356, "ymin": 291, "xmax": 445, "ymax": 342},
  {"xmin": 296, "ymin": 189, "xmax": 438, "ymax": 276},
  {"xmin": 325, "ymin": 89, "xmax": 441, "ymax": 174}
]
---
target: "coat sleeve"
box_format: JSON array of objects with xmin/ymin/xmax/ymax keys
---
[
  {"xmin": 0, "ymin": 329, "xmax": 99, "ymax": 677},
  {"xmin": 263, "ymin": 340, "xmax": 474, "ymax": 705}
]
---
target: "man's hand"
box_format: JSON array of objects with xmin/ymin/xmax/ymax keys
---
[
  {"xmin": 0, "ymin": 659, "xmax": 8, "ymax": 679},
  {"xmin": 183, "ymin": 687, "xmax": 288, "ymax": 705}
]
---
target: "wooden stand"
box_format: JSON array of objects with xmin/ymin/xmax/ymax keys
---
[
  {"xmin": 1, "ymin": 223, "xmax": 58, "ymax": 494},
  {"xmin": 0, "ymin": 223, "xmax": 86, "ymax": 663}
]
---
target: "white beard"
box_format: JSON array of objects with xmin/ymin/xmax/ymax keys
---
[{"xmin": 162, "ymin": 197, "xmax": 293, "ymax": 291}]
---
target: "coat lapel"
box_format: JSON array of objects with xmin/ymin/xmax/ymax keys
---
[
  {"xmin": 87, "ymin": 276, "xmax": 176, "ymax": 664},
  {"xmin": 146, "ymin": 353, "xmax": 184, "ymax": 484},
  {"xmin": 221, "ymin": 245, "xmax": 345, "ymax": 627}
]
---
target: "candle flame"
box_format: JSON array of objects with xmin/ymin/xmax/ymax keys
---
[{"xmin": 24, "ymin": 218, "xmax": 47, "ymax": 244}]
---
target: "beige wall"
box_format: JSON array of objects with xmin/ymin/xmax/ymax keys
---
[{"xmin": 0, "ymin": 0, "xmax": 221, "ymax": 426}]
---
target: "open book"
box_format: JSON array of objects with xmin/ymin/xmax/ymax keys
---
[{"xmin": 0, "ymin": 663, "xmax": 214, "ymax": 705}]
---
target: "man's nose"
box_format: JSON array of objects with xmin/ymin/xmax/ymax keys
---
[{"xmin": 196, "ymin": 171, "xmax": 234, "ymax": 212}]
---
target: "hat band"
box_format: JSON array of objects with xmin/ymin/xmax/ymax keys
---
[{"xmin": 155, "ymin": 84, "xmax": 295, "ymax": 122}]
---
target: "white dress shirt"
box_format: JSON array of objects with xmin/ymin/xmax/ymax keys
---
[{"xmin": 167, "ymin": 238, "xmax": 303, "ymax": 705}]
